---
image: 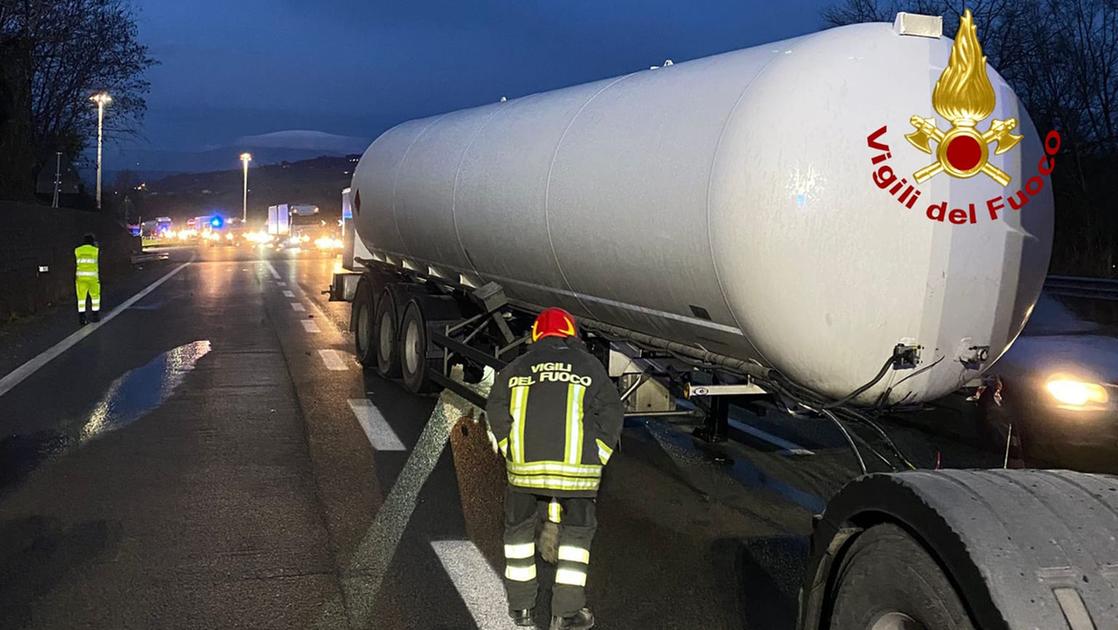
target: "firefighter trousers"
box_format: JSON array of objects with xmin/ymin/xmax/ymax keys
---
[
  {"xmin": 503, "ymin": 487, "xmax": 597, "ymax": 617},
  {"xmin": 76, "ymin": 277, "xmax": 101, "ymax": 313}
]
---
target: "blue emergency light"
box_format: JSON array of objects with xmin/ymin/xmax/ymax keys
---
[{"xmin": 210, "ymin": 216, "xmax": 224, "ymax": 228}]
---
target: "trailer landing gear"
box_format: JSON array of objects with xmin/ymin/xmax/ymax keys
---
[{"xmin": 693, "ymin": 395, "xmax": 729, "ymax": 444}]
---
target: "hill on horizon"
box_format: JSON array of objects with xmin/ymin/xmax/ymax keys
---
[{"xmin": 132, "ymin": 154, "xmax": 358, "ymax": 225}]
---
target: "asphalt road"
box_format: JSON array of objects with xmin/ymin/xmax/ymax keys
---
[{"xmin": 0, "ymin": 244, "xmax": 1009, "ymax": 629}]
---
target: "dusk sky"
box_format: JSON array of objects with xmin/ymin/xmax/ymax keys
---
[{"xmin": 128, "ymin": 0, "xmax": 830, "ymax": 161}]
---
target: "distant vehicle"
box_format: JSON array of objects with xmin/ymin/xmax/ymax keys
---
[
  {"xmin": 975, "ymin": 292, "xmax": 1118, "ymax": 471},
  {"xmin": 140, "ymin": 217, "xmax": 173, "ymax": 238},
  {"xmin": 267, "ymin": 204, "xmax": 291, "ymax": 236}
]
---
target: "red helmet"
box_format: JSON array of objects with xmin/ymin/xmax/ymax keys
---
[{"xmin": 531, "ymin": 307, "xmax": 577, "ymax": 342}]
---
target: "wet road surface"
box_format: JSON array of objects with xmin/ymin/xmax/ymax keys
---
[{"xmin": 0, "ymin": 245, "xmax": 1018, "ymax": 629}]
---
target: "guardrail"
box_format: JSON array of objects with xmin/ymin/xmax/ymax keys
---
[{"xmin": 1045, "ymin": 275, "xmax": 1118, "ymax": 300}]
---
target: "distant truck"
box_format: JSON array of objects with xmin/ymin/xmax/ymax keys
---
[
  {"xmin": 267, "ymin": 204, "xmax": 317, "ymax": 232},
  {"xmin": 331, "ymin": 13, "xmax": 1116, "ymax": 630},
  {"xmin": 140, "ymin": 217, "xmax": 173, "ymax": 238},
  {"xmin": 267, "ymin": 204, "xmax": 290, "ymax": 236},
  {"xmin": 269, "ymin": 203, "xmax": 324, "ymax": 241}
]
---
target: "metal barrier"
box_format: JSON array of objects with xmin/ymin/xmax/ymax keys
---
[{"xmin": 1045, "ymin": 275, "xmax": 1118, "ymax": 301}]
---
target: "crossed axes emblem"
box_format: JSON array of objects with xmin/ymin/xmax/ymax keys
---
[{"xmin": 905, "ymin": 116, "xmax": 1022, "ymax": 187}]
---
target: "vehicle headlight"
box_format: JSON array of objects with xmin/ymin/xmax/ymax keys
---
[{"xmin": 1045, "ymin": 376, "xmax": 1109, "ymax": 407}]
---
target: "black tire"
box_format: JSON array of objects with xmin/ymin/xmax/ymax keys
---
[
  {"xmin": 352, "ymin": 280, "xmax": 377, "ymax": 368},
  {"xmin": 829, "ymin": 523, "xmax": 975, "ymax": 630},
  {"xmin": 399, "ymin": 294, "xmax": 463, "ymax": 393},
  {"xmin": 374, "ymin": 286, "xmax": 401, "ymax": 378},
  {"xmin": 399, "ymin": 301, "xmax": 435, "ymax": 393}
]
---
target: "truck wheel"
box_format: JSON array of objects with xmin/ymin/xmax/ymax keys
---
[
  {"xmin": 353, "ymin": 280, "xmax": 377, "ymax": 367},
  {"xmin": 803, "ymin": 470, "xmax": 1118, "ymax": 630},
  {"xmin": 399, "ymin": 295, "xmax": 463, "ymax": 394},
  {"xmin": 374, "ymin": 287, "xmax": 401, "ymax": 378},
  {"xmin": 400, "ymin": 301, "xmax": 436, "ymax": 393},
  {"xmin": 829, "ymin": 523, "xmax": 974, "ymax": 630}
]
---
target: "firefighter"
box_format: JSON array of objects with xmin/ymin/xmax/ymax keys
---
[
  {"xmin": 486, "ymin": 307, "xmax": 623, "ymax": 630},
  {"xmin": 74, "ymin": 233, "xmax": 101, "ymax": 325}
]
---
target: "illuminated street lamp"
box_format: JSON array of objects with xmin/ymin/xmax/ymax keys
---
[
  {"xmin": 240, "ymin": 152, "xmax": 252, "ymax": 222},
  {"xmin": 90, "ymin": 91, "xmax": 112, "ymax": 209}
]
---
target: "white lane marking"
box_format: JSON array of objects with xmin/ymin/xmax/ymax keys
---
[
  {"xmin": 337, "ymin": 390, "xmax": 478, "ymax": 626},
  {"xmin": 431, "ymin": 540, "xmax": 524, "ymax": 630},
  {"xmin": 318, "ymin": 349, "xmax": 349, "ymax": 371},
  {"xmin": 0, "ymin": 260, "xmax": 192, "ymax": 400},
  {"xmin": 282, "ymin": 290, "xmax": 295, "ymax": 298},
  {"xmin": 728, "ymin": 418, "xmax": 814, "ymax": 456},
  {"xmin": 291, "ymin": 302, "xmax": 306, "ymax": 312},
  {"xmin": 262, "ymin": 259, "xmax": 342, "ymax": 335},
  {"xmin": 348, "ymin": 399, "xmax": 406, "ymax": 451},
  {"xmin": 300, "ymin": 319, "xmax": 321, "ymax": 333}
]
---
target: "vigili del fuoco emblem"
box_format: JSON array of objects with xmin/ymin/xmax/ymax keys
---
[{"xmin": 905, "ymin": 9, "xmax": 1022, "ymax": 186}]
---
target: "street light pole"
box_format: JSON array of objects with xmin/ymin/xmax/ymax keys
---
[
  {"xmin": 90, "ymin": 92, "xmax": 112, "ymax": 209},
  {"xmin": 52, "ymin": 152, "xmax": 62, "ymax": 208},
  {"xmin": 240, "ymin": 152, "xmax": 252, "ymax": 223}
]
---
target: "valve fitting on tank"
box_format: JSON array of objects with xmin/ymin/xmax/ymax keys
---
[
  {"xmin": 892, "ymin": 343, "xmax": 921, "ymax": 370},
  {"xmin": 958, "ymin": 344, "xmax": 990, "ymax": 371}
]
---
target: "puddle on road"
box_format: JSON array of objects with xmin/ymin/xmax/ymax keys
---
[
  {"xmin": 80, "ymin": 340, "xmax": 211, "ymax": 443},
  {"xmin": 0, "ymin": 341, "xmax": 211, "ymax": 491}
]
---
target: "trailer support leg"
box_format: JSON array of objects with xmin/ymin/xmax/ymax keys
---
[{"xmin": 694, "ymin": 395, "xmax": 729, "ymax": 443}]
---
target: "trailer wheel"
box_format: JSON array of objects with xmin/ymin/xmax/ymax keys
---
[
  {"xmin": 399, "ymin": 295, "xmax": 464, "ymax": 394},
  {"xmin": 829, "ymin": 523, "xmax": 974, "ymax": 630},
  {"xmin": 400, "ymin": 301, "xmax": 435, "ymax": 393},
  {"xmin": 353, "ymin": 280, "xmax": 377, "ymax": 367},
  {"xmin": 374, "ymin": 287, "xmax": 401, "ymax": 378}
]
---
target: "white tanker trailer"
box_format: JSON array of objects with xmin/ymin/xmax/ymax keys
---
[{"xmin": 331, "ymin": 12, "xmax": 1117, "ymax": 629}]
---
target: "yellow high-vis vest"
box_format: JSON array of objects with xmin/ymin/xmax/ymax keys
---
[
  {"xmin": 75, "ymin": 244, "xmax": 99, "ymax": 279},
  {"xmin": 75, "ymin": 244, "xmax": 101, "ymax": 313}
]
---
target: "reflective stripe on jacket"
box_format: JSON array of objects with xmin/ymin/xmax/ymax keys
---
[
  {"xmin": 75, "ymin": 244, "xmax": 99, "ymax": 278},
  {"xmin": 486, "ymin": 336, "xmax": 623, "ymax": 498}
]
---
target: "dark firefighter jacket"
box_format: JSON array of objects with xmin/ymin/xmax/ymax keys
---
[{"xmin": 486, "ymin": 336, "xmax": 623, "ymax": 498}]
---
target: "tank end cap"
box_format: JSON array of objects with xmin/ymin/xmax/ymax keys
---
[{"xmin": 893, "ymin": 12, "xmax": 943, "ymax": 39}]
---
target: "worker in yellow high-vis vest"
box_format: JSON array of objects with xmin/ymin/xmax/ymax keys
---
[{"xmin": 74, "ymin": 233, "xmax": 101, "ymax": 325}]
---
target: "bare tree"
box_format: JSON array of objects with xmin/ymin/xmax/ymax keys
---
[{"xmin": 0, "ymin": 0, "xmax": 154, "ymax": 196}]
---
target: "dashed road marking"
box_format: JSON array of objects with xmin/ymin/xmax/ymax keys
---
[
  {"xmin": 264, "ymin": 261, "xmax": 282, "ymax": 280},
  {"xmin": 318, "ymin": 349, "xmax": 349, "ymax": 371},
  {"xmin": 278, "ymin": 281, "xmax": 286, "ymax": 286},
  {"xmin": 431, "ymin": 540, "xmax": 525, "ymax": 629},
  {"xmin": 283, "ymin": 290, "xmax": 295, "ymax": 298},
  {"xmin": 347, "ymin": 399, "xmax": 406, "ymax": 451},
  {"xmin": 291, "ymin": 302, "xmax": 306, "ymax": 312},
  {"xmin": 300, "ymin": 319, "xmax": 321, "ymax": 333},
  {"xmin": 0, "ymin": 259, "xmax": 193, "ymax": 399}
]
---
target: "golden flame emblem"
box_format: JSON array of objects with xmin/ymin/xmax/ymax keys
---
[{"xmin": 905, "ymin": 10, "xmax": 1022, "ymax": 185}]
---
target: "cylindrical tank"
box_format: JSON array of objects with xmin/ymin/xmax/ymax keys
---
[{"xmin": 351, "ymin": 21, "xmax": 1053, "ymax": 404}]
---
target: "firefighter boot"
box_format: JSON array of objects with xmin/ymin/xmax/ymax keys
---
[
  {"xmin": 509, "ymin": 608, "xmax": 534, "ymax": 627},
  {"xmin": 79, "ymin": 312, "xmax": 88, "ymax": 326},
  {"xmin": 549, "ymin": 607, "xmax": 594, "ymax": 630},
  {"xmin": 91, "ymin": 311, "xmax": 101, "ymax": 323}
]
